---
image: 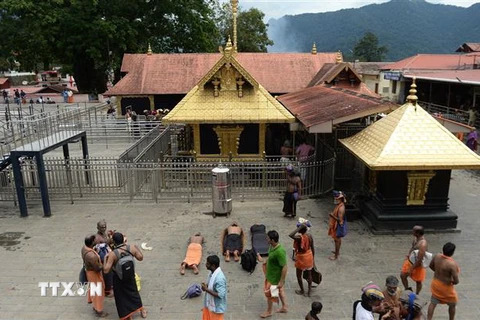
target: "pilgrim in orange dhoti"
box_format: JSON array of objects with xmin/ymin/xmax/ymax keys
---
[
  {"xmin": 184, "ymin": 243, "xmax": 202, "ymax": 267},
  {"xmin": 431, "ymin": 278, "xmax": 458, "ymax": 304},
  {"xmin": 202, "ymin": 307, "xmax": 224, "ymax": 320},
  {"xmin": 401, "ymin": 259, "xmax": 426, "ymax": 282},
  {"xmin": 294, "ymin": 234, "xmax": 313, "ymax": 270},
  {"xmin": 86, "ymin": 270, "xmax": 105, "ymax": 314}
]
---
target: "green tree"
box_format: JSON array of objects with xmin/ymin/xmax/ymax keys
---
[
  {"xmin": 0, "ymin": 0, "xmax": 221, "ymax": 94},
  {"xmin": 353, "ymin": 32, "xmax": 388, "ymax": 62},
  {"xmin": 216, "ymin": 3, "xmax": 273, "ymax": 52}
]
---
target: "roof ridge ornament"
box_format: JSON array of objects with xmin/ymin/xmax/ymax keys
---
[
  {"xmin": 406, "ymin": 77, "xmax": 418, "ymax": 109},
  {"xmin": 311, "ymin": 42, "xmax": 317, "ymax": 55},
  {"xmin": 336, "ymin": 51, "xmax": 343, "ymax": 64},
  {"xmin": 232, "ymin": 0, "xmax": 238, "ymax": 53},
  {"xmin": 224, "ymin": 36, "xmax": 234, "ymax": 57},
  {"xmin": 147, "ymin": 43, "xmax": 152, "ymax": 55}
]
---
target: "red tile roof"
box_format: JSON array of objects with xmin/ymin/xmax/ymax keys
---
[
  {"xmin": 277, "ymin": 83, "xmax": 397, "ymax": 130},
  {"xmin": 107, "ymin": 52, "xmax": 338, "ymax": 96},
  {"xmin": 403, "ymin": 69, "xmax": 480, "ymax": 85},
  {"xmin": 382, "ymin": 54, "xmax": 478, "ymax": 71}
]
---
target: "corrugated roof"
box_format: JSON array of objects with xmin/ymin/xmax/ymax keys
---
[
  {"xmin": 382, "ymin": 54, "xmax": 478, "ymax": 70},
  {"xmin": 107, "ymin": 52, "xmax": 338, "ymax": 96},
  {"xmin": 339, "ymin": 101, "xmax": 480, "ymax": 170},
  {"xmin": 278, "ymin": 83, "xmax": 396, "ymax": 130},
  {"xmin": 403, "ymin": 69, "xmax": 480, "ymax": 85}
]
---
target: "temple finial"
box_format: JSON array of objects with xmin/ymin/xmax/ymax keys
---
[
  {"xmin": 147, "ymin": 43, "xmax": 152, "ymax": 55},
  {"xmin": 406, "ymin": 77, "xmax": 418, "ymax": 105},
  {"xmin": 311, "ymin": 42, "xmax": 317, "ymax": 55},
  {"xmin": 224, "ymin": 36, "xmax": 233, "ymax": 56},
  {"xmin": 336, "ymin": 50, "xmax": 343, "ymax": 64},
  {"xmin": 232, "ymin": 0, "xmax": 238, "ymax": 53}
]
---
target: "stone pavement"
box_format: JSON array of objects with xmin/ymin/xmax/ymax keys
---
[{"xmin": 0, "ymin": 170, "xmax": 479, "ymax": 320}]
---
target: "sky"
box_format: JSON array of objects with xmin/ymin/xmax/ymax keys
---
[{"xmin": 224, "ymin": 0, "xmax": 480, "ymax": 19}]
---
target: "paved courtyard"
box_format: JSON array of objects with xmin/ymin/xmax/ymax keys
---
[{"xmin": 0, "ymin": 169, "xmax": 479, "ymax": 320}]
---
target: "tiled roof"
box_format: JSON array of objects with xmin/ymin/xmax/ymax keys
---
[
  {"xmin": 339, "ymin": 101, "xmax": 480, "ymax": 170},
  {"xmin": 353, "ymin": 62, "xmax": 391, "ymax": 75},
  {"xmin": 0, "ymin": 78, "xmax": 9, "ymax": 85},
  {"xmin": 403, "ymin": 69, "xmax": 480, "ymax": 85},
  {"xmin": 107, "ymin": 52, "xmax": 338, "ymax": 95},
  {"xmin": 381, "ymin": 54, "xmax": 478, "ymax": 70},
  {"xmin": 277, "ymin": 83, "xmax": 396, "ymax": 131}
]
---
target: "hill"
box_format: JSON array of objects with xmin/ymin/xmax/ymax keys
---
[{"xmin": 267, "ymin": 0, "xmax": 480, "ymax": 61}]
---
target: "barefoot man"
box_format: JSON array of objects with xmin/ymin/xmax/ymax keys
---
[
  {"xmin": 221, "ymin": 222, "xmax": 245, "ymax": 262},
  {"xmin": 400, "ymin": 225, "xmax": 428, "ymax": 294},
  {"xmin": 180, "ymin": 232, "xmax": 204, "ymax": 275},
  {"xmin": 327, "ymin": 190, "xmax": 346, "ymax": 260},
  {"xmin": 261, "ymin": 230, "xmax": 288, "ymax": 318},
  {"xmin": 427, "ymin": 242, "xmax": 460, "ymax": 320}
]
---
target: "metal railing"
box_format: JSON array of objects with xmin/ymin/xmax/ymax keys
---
[{"xmin": 0, "ymin": 156, "xmax": 335, "ymax": 203}]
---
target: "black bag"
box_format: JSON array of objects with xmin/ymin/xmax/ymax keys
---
[
  {"xmin": 113, "ymin": 245, "xmax": 135, "ymax": 280},
  {"xmin": 240, "ymin": 248, "xmax": 257, "ymax": 274},
  {"xmin": 303, "ymin": 266, "xmax": 322, "ymax": 287},
  {"xmin": 79, "ymin": 267, "xmax": 87, "ymax": 285}
]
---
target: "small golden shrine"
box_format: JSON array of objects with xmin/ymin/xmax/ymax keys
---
[
  {"xmin": 339, "ymin": 79, "xmax": 480, "ymax": 231},
  {"xmin": 162, "ymin": 1, "xmax": 295, "ymax": 160}
]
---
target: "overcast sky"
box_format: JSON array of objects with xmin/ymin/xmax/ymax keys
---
[{"xmin": 225, "ymin": 0, "xmax": 479, "ymax": 19}]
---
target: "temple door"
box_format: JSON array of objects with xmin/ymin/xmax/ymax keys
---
[{"xmin": 213, "ymin": 125, "xmax": 244, "ymax": 157}]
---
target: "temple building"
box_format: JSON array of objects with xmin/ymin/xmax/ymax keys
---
[{"xmin": 339, "ymin": 80, "xmax": 480, "ymax": 232}]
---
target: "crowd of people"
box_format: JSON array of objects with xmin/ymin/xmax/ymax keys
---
[{"xmin": 81, "ymin": 189, "xmax": 460, "ymax": 320}]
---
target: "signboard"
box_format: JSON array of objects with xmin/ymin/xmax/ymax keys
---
[{"xmin": 383, "ymin": 71, "xmax": 401, "ymax": 81}]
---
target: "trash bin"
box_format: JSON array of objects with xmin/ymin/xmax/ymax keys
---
[{"xmin": 212, "ymin": 164, "xmax": 232, "ymax": 217}]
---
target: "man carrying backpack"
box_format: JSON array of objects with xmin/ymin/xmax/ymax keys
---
[{"xmin": 104, "ymin": 232, "xmax": 147, "ymax": 319}]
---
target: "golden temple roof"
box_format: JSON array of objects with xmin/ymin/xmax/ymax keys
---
[
  {"xmin": 339, "ymin": 101, "xmax": 480, "ymax": 170},
  {"xmin": 162, "ymin": 84, "xmax": 294, "ymax": 124}
]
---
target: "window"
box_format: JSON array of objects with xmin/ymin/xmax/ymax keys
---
[
  {"xmin": 375, "ymin": 83, "xmax": 379, "ymax": 94},
  {"xmin": 392, "ymin": 80, "xmax": 397, "ymax": 94}
]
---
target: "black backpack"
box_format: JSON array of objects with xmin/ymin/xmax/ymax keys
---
[
  {"xmin": 241, "ymin": 249, "xmax": 257, "ymax": 274},
  {"xmin": 113, "ymin": 245, "xmax": 135, "ymax": 280}
]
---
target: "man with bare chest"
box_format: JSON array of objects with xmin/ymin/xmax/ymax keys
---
[
  {"xmin": 427, "ymin": 242, "xmax": 460, "ymax": 320},
  {"xmin": 221, "ymin": 222, "xmax": 245, "ymax": 262},
  {"xmin": 400, "ymin": 225, "xmax": 428, "ymax": 294},
  {"xmin": 283, "ymin": 165, "xmax": 302, "ymax": 218}
]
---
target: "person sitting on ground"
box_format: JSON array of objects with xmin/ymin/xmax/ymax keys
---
[
  {"xmin": 180, "ymin": 232, "xmax": 204, "ymax": 275},
  {"xmin": 305, "ymin": 301, "xmax": 322, "ymax": 320},
  {"xmin": 221, "ymin": 222, "xmax": 245, "ymax": 262}
]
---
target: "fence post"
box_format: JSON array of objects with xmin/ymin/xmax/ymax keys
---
[
  {"xmin": 128, "ymin": 162, "xmax": 134, "ymax": 202},
  {"xmin": 152, "ymin": 163, "xmax": 158, "ymax": 203},
  {"xmin": 241, "ymin": 162, "xmax": 245, "ymax": 202}
]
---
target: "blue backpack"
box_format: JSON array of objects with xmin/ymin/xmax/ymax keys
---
[{"xmin": 181, "ymin": 283, "xmax": 202, "ymax": 300}]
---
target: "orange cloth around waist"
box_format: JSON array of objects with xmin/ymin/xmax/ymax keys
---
[
  {"xmin": 86, "ymin": 270, "xmax": 105, "ymax": 312},
  {"xmin": 184, "ymin": 243, "xmax": 202, "ymax": 266},
  {"xmin": 401, "ymin": 259, "xmax": 426, "ymax": 282},
  {"xmin": 202, "ymin": 307, "xmax": 224, "ymax": 320},
  {"xmin": 431, "ymin": 277, "xmax": 458, "ymax": 303},
  {"xmin": 263, "ymin": 279, "xmax": 279, "ymax": 304},
  {"xmin": 295, "ymin": 250, "xmax": 314, "ymax": 270}
]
